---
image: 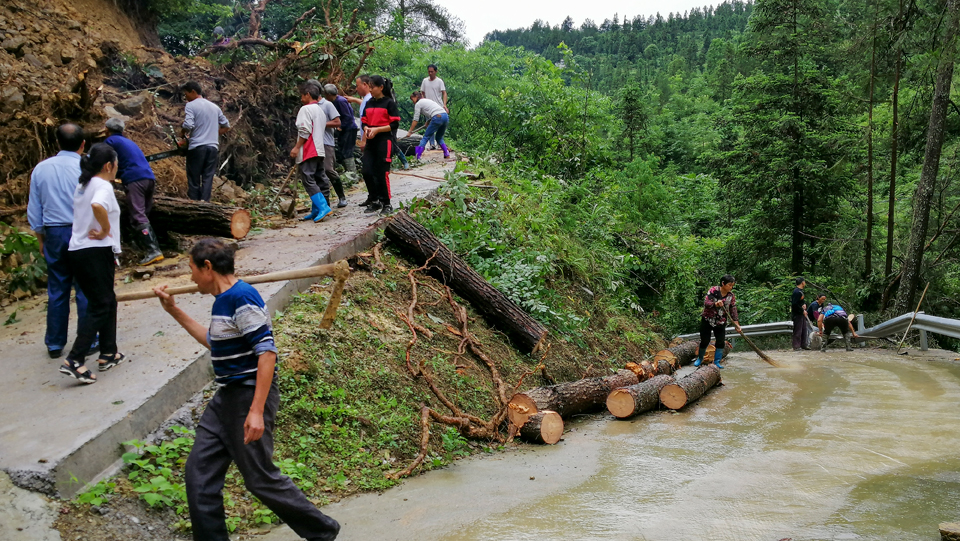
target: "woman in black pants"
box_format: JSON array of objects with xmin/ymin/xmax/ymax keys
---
[
  {"xmin": 358, "ymin": 75, "xmax": 400, "ymax": 216},
  {"xmin": 59, "ymin": 143, "xmax": 126, "ymax": 384},
  {"xmin": 694, "ymin": 274, "xmax": 742, "ymax": 369}
]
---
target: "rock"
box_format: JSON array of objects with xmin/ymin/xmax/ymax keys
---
[
  {"xmin": 65, "ymin": 19, "xmax": 81, "ymax": 30},
  {"xmin": 1, "ymin": 36, "xmax": 25, "ymax": 53},
  {"xmin": 104, "ymin": 106, "xmax": 130, "ymax": 122},
  {"xmin": 22, "ymin": 53, "xmax": 45, "ymax": 69},
  {"xmin": 0, "ymin": 86, "xmax": 24, "ymax": 114},
  {"xmin": 59, "ymin": 45, "xmax": 77, "ymax": 64},
  {"xmin": 129, "ymin": 516, "xmax": 140, "ymax": 524},
  {"xmin": 114, "ymin": 95, "xmax": 147, "ymax": 117},
  {"xmin": 942, "ymin": 522, "xmax": 960, "ymax": 541}
]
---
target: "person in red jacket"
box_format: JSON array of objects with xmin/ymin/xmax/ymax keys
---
[{"xmin": 358, "ymin": 75, "xmax": 400, "ymax": 216}]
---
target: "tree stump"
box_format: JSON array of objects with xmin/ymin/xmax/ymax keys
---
[
  {"xmin": 659, "ymin": 365, "xmax": 722, "ymax": 410},
  {"xmin": 384, "ymin": 212, "xmax": 548, "ymax": 353},
  {"xmin": 518, "ymin": 411, "xmax": 563, "ymax": 444},
  {"xmin": 508, "ymin": 370, "xmax": 638, "ymax": 426},
  {"xmin": 607, "ymin": 374, "xmax": 677, "ymax": 419}
]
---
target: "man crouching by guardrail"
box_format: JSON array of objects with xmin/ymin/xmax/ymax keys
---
[
  {"xmin": 152, "ymin": 239, "xmax": 340, "ymax": 541},
  {"xmin": 817, "ymin": 302, "xmax": 861, "ymax": 352}
]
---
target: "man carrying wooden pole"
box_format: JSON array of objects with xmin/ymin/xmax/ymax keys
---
[{"xmin": 152, "ymin": 239, "xmax": 340, "ymax": 541}]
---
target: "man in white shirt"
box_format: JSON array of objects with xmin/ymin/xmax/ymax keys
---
[
  {"xmin": 420, "ymin": 65, "xmax": 448, "ymax": 150},
  {"xmin": 308, "ymin": 81, "xmax": 348, "ymax": 208},
  {"xmin": 408, "ymin": 92, "xmax": 450, "ymax": 160}
]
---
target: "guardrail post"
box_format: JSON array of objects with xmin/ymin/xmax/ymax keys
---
[
  {"xmin": 857, "ymin": 314, "xmax": 866, "ymax": 347},
  {"xmin": 919, "ymin": 329, "xmax": 929, "ymax": 351}
]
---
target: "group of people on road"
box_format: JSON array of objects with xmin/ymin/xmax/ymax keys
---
[
  {"xmin": 791, "ymin": 277, "xmax": 861, "ymax": 352},
  {"xmin": 293, "ymin": 65, "xmax": 452, "ymax": 219}
]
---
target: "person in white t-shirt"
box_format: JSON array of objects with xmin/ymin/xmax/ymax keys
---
[
  {"xmin": 59, "ymin": 143, "xmax": 126, "ymax": 384},
  {"xmin": 409, "ymin": 92, "xmax": 450, "ymax": 160},
  {"xmin": 420, "ymin": 64, "xmax": 448, "ymax": 150},
  {"xmin": 290, "ymin": 83, "xmax": 333, "ymax": 223}
]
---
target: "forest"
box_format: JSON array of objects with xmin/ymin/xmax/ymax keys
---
[{"xmin": 5, "ymin": 0, "xmax": 960, "ymax": 343}]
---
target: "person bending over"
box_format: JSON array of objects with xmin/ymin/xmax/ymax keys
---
[{"xmin": 153, "ymin": 239, "xmax": 340, "ymax": 541}]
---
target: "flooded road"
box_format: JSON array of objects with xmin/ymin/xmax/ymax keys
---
[{"xmin": 264, "ymin": 348, "xmax": 960, "ymax": 541}]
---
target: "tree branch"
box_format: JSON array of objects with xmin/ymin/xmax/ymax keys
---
[{"xmin": 279, "ymin": 7, "xmax": 318, "ymax": 41}]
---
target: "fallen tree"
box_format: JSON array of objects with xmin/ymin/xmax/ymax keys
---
[
  {"xmin": 385, "ymin": 211, "xmax": 548, "ymax": 353},
  {"xmin": 118, "ymin": 193, "xmax": 252, "ymax": 239},
  {"xmin": 659, "ymin": 365, "xmax": 722, "ymax": 410},
  {"xmin": 518, "ymin": 411, "xmax": 563, "ymax": 444},
  {"xmin": 653, "ymin": 339, "xmax": 731, "ymax": 369},
  {"xmin": 507, "ymin": 370, "xmax": 639, "ymax": 426},
  {"xmin": 606, "ymin": 374, "xmax": 677, "ymax": 419},
  {"xmin": 624, "ymin": 358, "xmax": 674, "ymax": 382}
]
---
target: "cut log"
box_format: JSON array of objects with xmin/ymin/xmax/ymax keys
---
[
  {"xmin": 653, "ymin": 339, "xmax": 731, "ymax": 369},
  {"xmin": 384, "ymin": 212, "xmax": 548, "ymax": 353},
  {"xmin": 659, "ymin": 365, "xmax": 722, "ymax": 410},
  {"xmin": 518, "ymin": 411, "xmax": 563, "ymax": 444},
  {"xmin": 624, "ymin": 359, "xmax": 674, "ymax": 382},
  {"xmin": 607, "ymin": 374, "xmax": 677, "ymax": 419},
  {"xmin": 508, "ymin": 370, "xmax": 638, "ymax": 426},
  {"xmin": 117, "ymin": 193, "xmax": 252, "ymax": 239}
]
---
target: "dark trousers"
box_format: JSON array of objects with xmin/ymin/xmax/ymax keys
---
[
  {"xmin": 186, "ymin": 145, "xmax": 218, "ymax": 201},
  {"xmin": 124, "ymin": 178, "xmax": 155, "ymax": 227},
  {"xmin": 337, "ymin": 128, "xmax": 357, "ymax": 172},
  {"xmin": 699, "ymin": 318, "xmax": 726, "ymax": 350},
  {"xmin": 43, "ymin": 226, "xmax": 88, "ymax": 351},
  {"xmin": 791, "ymin": 313, "xmax": 810, "ymax": 349},
  {"xmin": 361, "ymin": 136, "xmax": 392, "ymax": 205},
  {"xmin": 298, "ymin": 157, "xmax": 330, "ymax": 198},
  {"xmin": 323, "ymin": 145, "xmax": 345, "ymax": 199},
  {"xmin": 822, "ymin": 317, "xmax": 849, "ymax": 344},
  {"xmin": 186, "ymin": 381, "xmax": 340, "ymax": 541},
  {"xmin": 66, "ymin": 247, "xmax": 116, "ymax": 362}
]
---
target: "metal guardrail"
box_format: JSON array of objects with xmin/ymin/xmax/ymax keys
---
[{"xmin": 675, "ymin": 311, "xmax": 960, "ymax": 351}]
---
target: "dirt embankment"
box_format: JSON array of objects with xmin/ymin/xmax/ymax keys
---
[{"xmin": 0, "ymin": 0, "xmax": 298, "ymax": 225}]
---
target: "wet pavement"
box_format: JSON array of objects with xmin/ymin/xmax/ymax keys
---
[{"xmin": 264, "ymin": 347, "xmax": 960, "ymax": 541}]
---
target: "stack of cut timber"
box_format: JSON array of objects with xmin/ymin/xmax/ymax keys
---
[
  {"xmin": 606, "ymin": 375, "xmax": 677, "ymax": 419},
  {"xmin": 508, "ymin": 370, "xmax": 639, "ymax": 429},
  {"xmin": 385, "ymin": 212, "xmax": 548, "ymax": 353},
  {"xmin": 518, "ymin": 411, "xmax": 563, "ymax": 444},
  {"xmin": 659, "ymin": 365, "xmax": 722, "ymax": 410},
  {"xmin": 118, "ymin": 193, "xmax": 252, "ymax": 239},
  {"xmin": 652, "ymin": 340, "xmax": 731, "ymax": 369},
  {"xmin": 624, "ymin": 358, "xmax": 674, "ymax": 382}
]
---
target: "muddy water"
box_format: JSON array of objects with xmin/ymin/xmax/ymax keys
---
[{"xmin": 264, "ymin": 349, "xmax": 960, "ymax": 541}]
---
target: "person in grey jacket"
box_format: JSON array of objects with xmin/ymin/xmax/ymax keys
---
[{"xmin": 181, "ymin": 81, "xmax": 230, "ymax": 202}]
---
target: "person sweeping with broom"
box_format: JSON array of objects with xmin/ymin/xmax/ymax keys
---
[{"xmin": 694, "ymin": 275, "xmax": 742, "ymax": 369}]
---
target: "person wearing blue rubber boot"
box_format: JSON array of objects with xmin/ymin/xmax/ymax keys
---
[
  {"xmin": 291, "ymin": 83, "xmax": 332, "ymax": 223},
  {"xmin": 694, "ymin": 274, "xmax": 741, "ymax": 369}
]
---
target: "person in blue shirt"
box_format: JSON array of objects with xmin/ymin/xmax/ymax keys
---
[
  {"xmin": 323, "ymin": 84, "xmax": 357, "ymax": 174},
  {"xmin": 816, "ymin": 302, "xmax": 860, "ymax": 352},
  {"xmin": 104, "ymin": 118, "xmax": 164, "ymax": 266},
  {"xmin": 27, "ymin": 123, "xmax": 96, "ymax": 359},
  {"xmin": 152, "ymin": 239, "xmax": 340, "ymax": 541}
]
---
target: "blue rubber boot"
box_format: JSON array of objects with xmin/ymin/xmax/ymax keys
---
[
  {"xmin": 713, "ymin": 348, "xmax": 725, "ymax": 369},
  {"xmin": 301, "ymin": 198, "xmax": 319, "ymax": 221},
  {"xmin": 693, "ymin": 347, "xmax": 705, "ymax": 367},
  {"xmin": 311, "ymin": 192, "xmax": 332, "ymax": 222}
]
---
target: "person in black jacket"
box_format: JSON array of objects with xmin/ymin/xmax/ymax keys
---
[
  {"xmin": 358, "ymin": 75, "xmax": 400, "ymax": 216},
  {"xmin": 790, "ymin": 277, "xmax": 810, "ymax": 351}
]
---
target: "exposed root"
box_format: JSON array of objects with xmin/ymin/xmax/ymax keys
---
[
  {"xmin": 372, "ymin": 242, "xmax": 387, "ymax": 271},
  {"xmin": 387, "ymin": 406, "xmax": 431, "ymax": 480},
  {"xmin": 445, "ymin": 286, "xmax": 511, "ymax": 406}
]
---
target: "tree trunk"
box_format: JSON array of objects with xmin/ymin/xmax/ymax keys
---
[
  {"xmin": 659, "ymin": 364, "xmax": 722, "ymax": 410},
  {"xmin": 607, "ymin": 374, "xmax": 677, "ymax": 419},
  {"xmin": 384, "ymin": 212, "xmax": 548, "ymax": 353},
  {"xmin": 117, "ymin": 193, "xmax": 252, "ymax": 239},
  {"xmin": 886, "ymin": 0, "xmax": 905, "ymax": 278},
  {"xmin": 652, "ymin": 339, "xmax": 731, "ymax": 370},
  {"xmin": 517, "ymin": 411, "xmax": 564, "ymax": 444},
  {"xmin": 507, "ymin": 370, "xmax": 639, "ymax": 426},
  {"xmin": 895, "ymin": 0, "xmax": 959, "ymax": 314},
  {"xmin": 624, "ymin": 358, "xmax": 674, "ymax": 382}
]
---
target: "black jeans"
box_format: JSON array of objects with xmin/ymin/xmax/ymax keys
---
[
  {"xmin": 123, "ymin": 178, "xmax": 155, "ymax": 227},
  {"xmin": 186, "ymin": 381, "xmax": 340, "ymax": 541},
  {"xmin": 698, "ymin": 318, "xmax": 726, "ymax": 350},
  {"xmin": 361, "ymin": 135, "xmax": 391, "ymax": 205},
  {"xmin": 66, "ymin": 247, "xmax": 117, "ymax": 362},
  {"xmin": 186, "ymin": 145, "xmax": 218, "ymax": 201}
]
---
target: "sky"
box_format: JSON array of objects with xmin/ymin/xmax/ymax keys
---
[{"xmin": 435, "ymin": 0, "xmax": 721, "ymax": 45}]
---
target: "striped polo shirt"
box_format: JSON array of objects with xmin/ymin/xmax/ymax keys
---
[{"xmin": 208, "ymin": 280, "xmax": 277, "ymax": 384}]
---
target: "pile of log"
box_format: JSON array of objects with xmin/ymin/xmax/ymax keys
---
[
  {"xmin": 606, "ymin": 375, "xmax": 677, "ymax": 419},
  {"xmin": 659, "ymin": 364, "xmax": 722, "ymax": 410},
  {"xmin": 652, "ymin": 339, "xmax": 732, "ymax": 369},
  {"xmin": 507, "ymin": 370, "xmax": 639, "ymax": 427},
  {"xmin": 118, "ymin": 193, "xmax": 252, "ymax": 239},
  {"xmin": 385, "ymin": 212, "xmax": 548, "ymax": 353}
]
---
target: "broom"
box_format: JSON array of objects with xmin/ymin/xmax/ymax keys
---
[{"xmin": 720, "ymin": 305, "xmax": 783, "ymax": 367}]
